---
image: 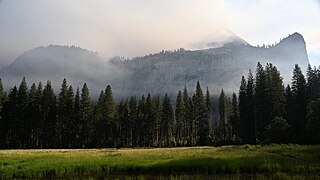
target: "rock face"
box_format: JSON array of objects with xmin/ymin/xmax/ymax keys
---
[
  {"xmin": 118, "ymin": 32, "xmax": 309, "ymax": 97},
  {"xmin": 0, "ymin": 33, "xmax": 309, "ymax": 98}
]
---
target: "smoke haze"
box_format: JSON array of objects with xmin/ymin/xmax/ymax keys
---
[{"xmin": 0, "ymin": 0, "xmax": 319, "ymax": 66}]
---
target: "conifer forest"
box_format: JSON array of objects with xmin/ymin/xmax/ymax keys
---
[{"xmin": 0, "ymin": 63, "xmax": 319, "ymax": 149}]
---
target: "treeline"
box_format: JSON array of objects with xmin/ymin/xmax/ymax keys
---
[
  {"xmin": 0, "ymin": 78, "xmax": 211, "ymax": 148},
  {"xmin": 0, "ymin": 63, "xmax": 319, "ymax": 149},
  {"xmin": 218, "ymin": 63, "xmax": 320, "ymax": 144}
]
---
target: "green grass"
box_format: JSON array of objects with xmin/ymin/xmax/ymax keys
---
[{"xmin": 0, "ymin": 145, "xmax": 319, "ymax": 179}]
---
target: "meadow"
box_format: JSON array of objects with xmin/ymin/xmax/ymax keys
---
[{"xmin": 0, "ymin": 145, "xmax": 319, "ymax": 179}]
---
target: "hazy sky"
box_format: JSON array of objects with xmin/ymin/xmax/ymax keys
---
[{"xmin": 0, "ymin": 0, "xmax": 319, "ymax": 67}]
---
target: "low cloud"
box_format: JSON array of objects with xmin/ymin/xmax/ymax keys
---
[{"xmin": 0, "ymin": 0, "xmax": 319, "ymax": 66}]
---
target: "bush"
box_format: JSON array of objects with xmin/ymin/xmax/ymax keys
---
[{"xmin": 265, "ymin": 117, "xmax": 290, "ymax": 144}]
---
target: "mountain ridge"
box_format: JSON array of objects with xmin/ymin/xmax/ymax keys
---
[{"xmin": 0, "ymin": 32, "xmax": 309, "ymax": 98}]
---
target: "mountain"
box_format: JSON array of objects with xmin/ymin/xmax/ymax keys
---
[
  {"xmin": 0, "ymin": 45, "xmax": 123, "ymax": 96},
  {"xmin": 0, "ymin": 33, "xmax": 309, "ymax": 98}
]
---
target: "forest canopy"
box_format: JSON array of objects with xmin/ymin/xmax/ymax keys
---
[{"xmin": 0, "ymin": 63, "xmax": 319, "ymax": 149}]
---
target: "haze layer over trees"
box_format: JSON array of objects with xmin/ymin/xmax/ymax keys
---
[{"xmin": 0, "ymin": 63, "xmax": 319, "ymax": 148}]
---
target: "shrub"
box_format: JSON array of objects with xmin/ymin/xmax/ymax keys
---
[{"xmin": 265, "ymin": 117, "xmax": 290, "ymax": 144}]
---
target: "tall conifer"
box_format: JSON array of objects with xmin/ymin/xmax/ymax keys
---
[{"xmin": 292, "ymin": 64, "xmax": 307, "ymax": 143}]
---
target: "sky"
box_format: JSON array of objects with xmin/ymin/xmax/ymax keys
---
[{"xmin": 0, "ymin": 0, "xmax": 319, "ymax": 67}]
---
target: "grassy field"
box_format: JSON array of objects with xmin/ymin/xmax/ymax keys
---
[{"xmin": 0, "ymin": 145, "xmax": 319, "ymax": 179}]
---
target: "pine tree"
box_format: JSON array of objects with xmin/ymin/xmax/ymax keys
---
[
  {"xmin": 265, "ymin": 63, "xmax": 285, "ymax": 118},
  {"xmin": 161, "ymin": 94, "xmax": 174, "ymax": 147},
  {"xmin": 284, "ymin": 85, "xmax": 294, "ymax": 142},
  {"xmin": 56, "ymin": 78, "xmax": 69, "ymax": 147},
  {"xmin": 175, "ymin": 90, "xmax": 185, "ymax": 145},
  {"xmin": 25, "ymin": 82, "xmax": 43, "ymax": 148},
  {"xmin": 0, "ymin": 86, "xmax": 18, "ymax": 148},
  {"xmin": 225, "ymin": 98, "xmax": 232, "ymax": 140},
  {"xmin": 230, "ymin": 92, "xmax": 239, "ymax": 139},
  {"xmin": 152, "ymin": 95, "xmax": 161, "ymax": 146},
  {"xmin": 255, "ymin": 62, "xmax": 270, "ymax": 141},
  {"xmin": 25, "ymin": 83, "xmax": 37, "ymax": 148},
  {"xmin": 218, "ymin": 89, "xmax": 227, "ymax": 140},
  {"xmin": 239, "ymin": 72, "xmax": 256, "ymax": 144},
  {"xmin": 124, "ymin": 100, "xmax": 130, "ymax": 147},
  {"xmin": 182, "ymin": 87, "xmax": 193, "ymax": 145},
  {"xmin": 291, "ymin": 64, "xmax": 307, "ymax": 143},
  {"xmin": 17, "ymin": 77, "xmax": 28, "ymax": 148},
  {"xmin": 205, "ymin": 87, "xmax": 212, "ymax": 144},
  {"xmin": 104, "ymin": 85, "xmax": 118, "ymax": 147},
  {"xmin": 93, "ymin": 90, "xmax": 105, "ymax": 147},
  {"xmin": 40, "ymin": 81, "xmax": 56, "ymax": 148},
  {"xmin": 65, "ymin": 85, "xmax": 75, "ymax": 148},
  {"xmin": 306, "ymin": 64, "xmax": 320, "ymax": 102},
  {"xmin": 128, "ymin": 96, "xmax": 138, "ymax": 146},
  {"xmin": 118, "ymin": 99, "xmax": 129, "ymax": 147},
  {"xmin": 80, "ymin": 83, "xmax": 92, "ymax": 148},
  {"xmin": 73, "ymin": 88, "xmax": 81, "ymax": 147},
  {"xmin": 194, "ymin": 81, "xmax": 209, "ymax": 145},
  {"xmin": 33, "ymin": 82, "xmax": 43, "ymax": 147},
  {"xmin": 238, "ymin": 76, "xmax": 247, "ymax": 143},
  {"xmin": 145, "ymin": 94, "xmax": 154, "ymax": 146},
  {"xmin": 305, "ymin": 65, "xmax": 320, "ymax": 143},
  {"xmin": 246, "ymin": 70, "xmax": 256, "ymax": 144},
  {"xmin": 187, "ymin": 97, "xmax": 195, "ymax": 146},
  {"xmin": 136, "ymin": 95, "xmax": 146, "ymax": 146}
]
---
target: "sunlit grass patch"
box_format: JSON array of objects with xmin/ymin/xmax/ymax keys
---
[{"xmin": 0, "ymin": 145, "xmax": 319, "ymax": 179}]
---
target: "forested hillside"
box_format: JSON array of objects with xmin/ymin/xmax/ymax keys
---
[{"xmin": 0, "ymin": 63, "xmax": 319, "ymax": 149}]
